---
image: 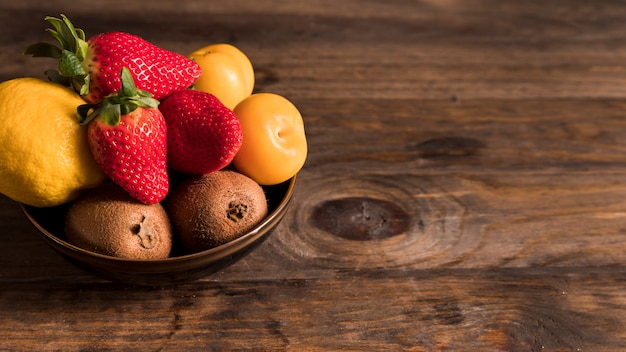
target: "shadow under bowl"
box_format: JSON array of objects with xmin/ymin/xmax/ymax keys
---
[{"xmin": 21, "ymin": 175, "xmax": 297, "ymax": 286}]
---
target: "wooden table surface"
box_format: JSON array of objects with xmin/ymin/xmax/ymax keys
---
[{"xmin": 2, "ymin": 0, "xmax": 626, "ymax": 350}]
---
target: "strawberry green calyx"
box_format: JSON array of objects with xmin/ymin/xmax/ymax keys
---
[
  {"xmin": 77, "ymin": 67, "xmax": 159, "ymax": 126},
  {"xmin": 24, "ymin": 14, "xmax": 91, "ymax": 95}
]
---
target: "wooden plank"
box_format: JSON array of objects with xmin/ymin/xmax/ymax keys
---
[
  {"xmin": 2, "ymin": 1, "xmax": 626, "ymax": 100},
  {"xmin": 1, "ymin": 268, "xmax": 624, "ymax": 351}
]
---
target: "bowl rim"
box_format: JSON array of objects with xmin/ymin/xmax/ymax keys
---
[{"xmin": 21, "ymin": 175, "xmax": 297, "ymax": 264}]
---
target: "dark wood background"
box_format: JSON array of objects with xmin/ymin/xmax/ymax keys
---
[{"xmin": 1, "ymin": 0, "xmax": 626, "ymax": 350}]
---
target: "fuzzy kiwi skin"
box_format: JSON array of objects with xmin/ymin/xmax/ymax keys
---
[
  {"xmin": 166, "ymin": 170, "xmax": 268, "ymax": 253},
  {"xmin": 65, "ymin": 183, "xmax": 173, "ymax": 259}
]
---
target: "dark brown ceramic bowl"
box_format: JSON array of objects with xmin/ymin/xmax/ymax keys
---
[{"xmin": 21, "ymin": 175, "xmax": 296, "ymax": 286}]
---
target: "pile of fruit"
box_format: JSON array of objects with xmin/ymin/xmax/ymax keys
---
[{"xmin": 0, "ymin": 15, "xmax": 307, "ymax": 258}]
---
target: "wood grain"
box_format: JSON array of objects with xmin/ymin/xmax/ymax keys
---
[
  {"xmin": 1, "ymin": 268, "xmax": 625, "ymax": 351},
  {"xmin": 1, "ymin": 0, "xmax": 626, "ymax": 350}
]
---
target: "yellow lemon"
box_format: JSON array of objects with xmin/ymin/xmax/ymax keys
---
[{"xmin": 0, "ymin": 78, "xmax": 106, "ymax": 207}]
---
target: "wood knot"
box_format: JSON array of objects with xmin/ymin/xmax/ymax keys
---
[{"xmin": 311, "ymin": 197, "xmax": 410, "ymax": 241}]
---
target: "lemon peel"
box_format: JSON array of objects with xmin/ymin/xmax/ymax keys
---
[{"xmin": 0, "ymin": 77, "xmax": 106, "ymax": 207}]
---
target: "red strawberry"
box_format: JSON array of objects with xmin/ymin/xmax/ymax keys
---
[
  {"xmin": 78, "ymin": 67, "xmax": 169, "ymax": 204},
  {"xmin": 159, "ymin": 90, "xmax": 243, "ymax": 175},
  {"xmin": 25, "ymin": 14, "xmax": 201, "ymax": 103}
]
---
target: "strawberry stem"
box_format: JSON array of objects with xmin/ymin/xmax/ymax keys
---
[
  {"xmin": 24, "ymin": 14, "xmax": 90, "ymax": 94},
  {"xmin": 78, "ymin": 67, "xmax": 159, "ymax": 126}
]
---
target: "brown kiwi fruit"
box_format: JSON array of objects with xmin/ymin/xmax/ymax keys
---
[
  {"xmin": 65, "ymin": 183, "xmax": 173, "ymax": 259},
  {"xmin": 166, "ymin": 170, "xmax": 268, "ymax": 253}
]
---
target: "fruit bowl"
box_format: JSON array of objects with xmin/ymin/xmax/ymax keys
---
[{"xmin": 20, "ymin": 175, "xmax": 296, "ymax": 286}]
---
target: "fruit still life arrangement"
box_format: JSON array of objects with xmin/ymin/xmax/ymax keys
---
[{"xmin": 1, "ymin": 15, "xmax": 307, "ymax": 262}]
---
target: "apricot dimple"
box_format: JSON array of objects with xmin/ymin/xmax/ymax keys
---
[{"xmin": 233, "ymin": 93, "xmax": 307, "ymax": 185}]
